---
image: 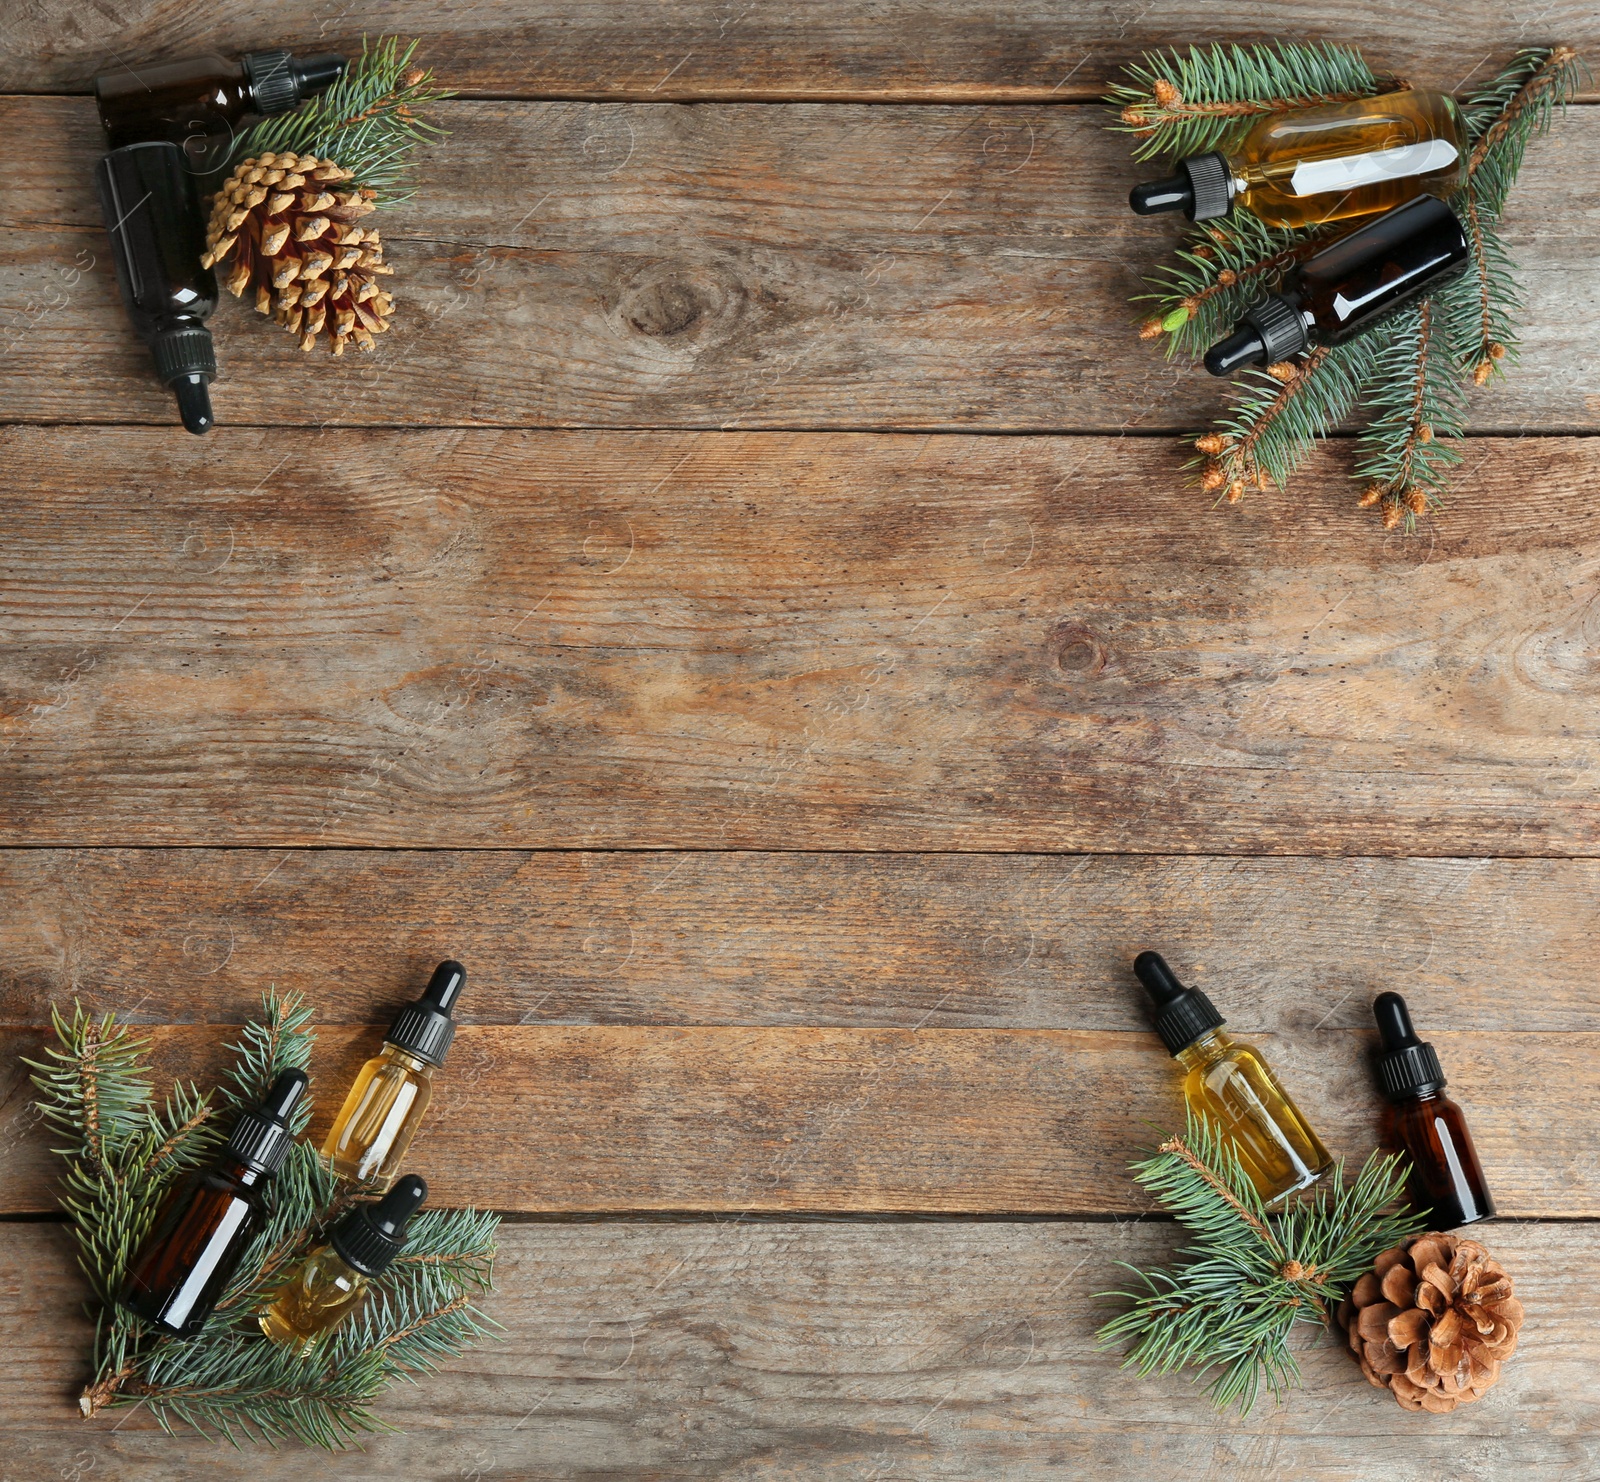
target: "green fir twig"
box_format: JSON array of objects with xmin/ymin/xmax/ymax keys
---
[
  {"xmin": 232, "ymin": 36, "xmax": 453, "ymax": 202},
  {"xmin": 1096, "ymin": 1111, "xmax": 1423, "ymax": 1415},
  {"xmin": 1110, "ymin": 41, "xmax": 1583, "ymax": 526},
  {"xmin": 27, "ymin": 992, "xmax": 500, "ymax": 1448}
]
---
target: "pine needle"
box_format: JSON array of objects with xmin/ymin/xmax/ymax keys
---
[
  {"xmin": 231, "ymin": 36, "xmax": 453, "ymax": 202},
  {"xmin": 28, "ymin": 992, "xmax": 500, "ymax": 1447},
  {"xmin": 1096, "ymin": 1110, "xmax": 1423, "ymax": 1415}
]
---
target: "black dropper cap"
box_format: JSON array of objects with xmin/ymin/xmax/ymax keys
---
[
  {"xmin": 1372, "ymin": 992, "xmax": 1446, "ymax": 1100},
  {"xmin": 94, "ymin": 142, "xmax": 219, "ymax": 434},
  {"xmin": 330, "ymin": 1173, "xmax": 428, "ymax": 1276},
  {"xmin": 1204, "ymin": 293, "xmax": 1310, "ymax": 376},
  {"xmin": 224, "ymin": 1068, "xmax": 309, "ymax": 1174},
  {"xmin": 1129, "ymin": 152, "xmax": 1233, "ymax": 222},
  {"xmin": 384, "ymin": 960, "xmax": 467, "ymax": 1066},
  {"xmin": 242, "ymin": 51, "xmax": 347, "ymax": 118},
  {"xmin": 1133, "ymin": 951, "xmax": 1225, "ymax": 1055}
]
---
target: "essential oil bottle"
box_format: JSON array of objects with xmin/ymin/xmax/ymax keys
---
[
  {"xmin": 94, "ymin": 142, "xmax": 218, "ymax": 434},
  {"xmin": 323, "ymin": 961, "xmax": 466, "ymax": 1191},
  {"xmin": 1372, "ymin": 992, "xmax": 1495, "ymax": 1229},
  {"xmin": 95, "ymin": 50, "xmax": 345, "ymax": 152},
  {"xmin": 259, "ymin": 1174, "xmax": 428, "ymax": 1354},
  {"xmin": 1203, "ymin": 195, "xmax": 1470, "ymax": 375},
  {"xmin": 122, "ymin": 1069, "xmax": 309, "ymax": 1337},
  {"xmin": 1134, "ymin": 951, "xmax": 1333, "ymax": 1204},
  {"xmin": 1129, "ymin": 89, "xmax": 1465, "ymax": 228}
]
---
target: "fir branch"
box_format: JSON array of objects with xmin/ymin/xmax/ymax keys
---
[
  {"xmin": 1195, "ymin": 339, "xmax": 1376, "ymax": 503},
  {"xmin": 1352, "ymin": 298, "xmax": 1469, "ymax": 526},
  {"xmin": 1097, "ymin": 1111, "xmax": 1423, "ymax": 1415},
  {"xmin": 1461, "ymin": 47, "xmax": 1585, "ymax": 215},
  {"xmin": 28, "ymin": 993, "xmax": 500, "ymax": 1446},
  {"xmin": 232, "ymin": 36, "xmax": 453, "ymax": 202},
  {"xmin": 1107, "ymin": 42, "xmax": 1383, "ymax": 161}
]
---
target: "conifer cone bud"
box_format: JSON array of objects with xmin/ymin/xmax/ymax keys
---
[
  {"xmin": 1339, "ymin": 1233, "xmax": 1521, "ymax": 1414},
  {"xmin": 1417, "ymin": 424, "xmax": 1434, "ymax": 444},
  {"xmin": 1383, "ymin": 499, "xmax": 1403, "ymax": 530},
  {"xmin": 1138, "ymin": 317, "xmax": 1164, "ymax": 340},
  {"xmin": 1151, "ymin": 79, "xmax": 1180, "ymax": 107},
  {"xmin": 1359, "ymin": 483, "xmax": 1385, "ymax": 508},
  {"xmin": 1473, "ymin": 359, "xmax": 1494, "ymax": 386},
  {"xmin": 1265, "ymin": 362, "xmax": 1298, "ymax": 382},
  {"xmin": 1404, "ymin": 489, "xmax": 1429, "ymax": 515},
  {"xmin": 202, "ymin": 154, "xmax": 395, "ymax": 356},
  {"xmin": 1194, "ymin": 433, "xmax": 1226, "ymax": 455},
  {"xmin": 1199, "ymin": 462, "xmax": 1225, "ymax": 492},
  {"xmin": 1225, "ymin": 481, "xmax": 1244, "ymax": 504}
]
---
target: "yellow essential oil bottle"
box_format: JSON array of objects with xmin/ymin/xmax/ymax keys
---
[
  {"xmin": 1134, "ymin": 951, "xmax": 1333, "ymax": 1204},
  {"xmin": 259, "ymin": 1174, "xmax": 427, "ymax": 1354},
  {"xmin": 1129, "ymin": 88, "xmax": 1465, "ymax": 228},
  {"xmin": 323, "ymin": 961, "xmax": 465, "ymax": 1190}
]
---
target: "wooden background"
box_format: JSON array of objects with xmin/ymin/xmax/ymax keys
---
[{"xmin": 3, "ymin": 4, "xmax": 1599, "ymax": 1477}]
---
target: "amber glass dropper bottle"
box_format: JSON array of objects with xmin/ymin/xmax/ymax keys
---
[
  {"xmin": 1129, "ymin": 89, "xmax": 1465, "ymax": 228},
  {"xmin": 95, "ymin": 50, "xmax": 346, "ymax": 152},
  {"xmin": 122, "ymin": 1069, "xmax": 309, "ymax": 1337},
  {"xmin": 1372, "ymin": 992, "xmax": 1495, "ymax": 1229},
  {"xmin": 260, "ymin": 1174, "xmax": 428, "ymax": 1354},
  {"xmin": 1134, "ymin": 951, "xmax": 1333, "ymax": 1205},
  {"xmin": 323, "ymin": 961, "xmax": 466, "ymax": 1191},
  {"xmin": 1203, "ymin": 194, "xmax": 1470, "ymax": 375}
]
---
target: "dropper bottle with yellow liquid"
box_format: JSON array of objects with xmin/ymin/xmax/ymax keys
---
[
  {"xmin": 323, "ymin": 961, "xmax": 466, "ymax": 1191},
  {"xmin": 1134, "ymin": 951, "xmax": 1332, "ymax": 1204}
]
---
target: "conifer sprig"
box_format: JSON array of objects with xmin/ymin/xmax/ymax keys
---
[
  {"xmin": 1110, "ymin": 42, "xmax": 1582, "ymax": 527},
  {"xmin": 1097, "ymin": 1112, "xmax": 1423, "ymax": 1415},
  {"xmin": 1108, "ymin": 42, "xmax": 1383, "ymax": 161},
  {"xmin": 26, "ymin": 992, "xmax": 499, "ymax": 1448},
  {"xmin": 232, "ymin": 36, "xmax": 453, "ymax": 201}
]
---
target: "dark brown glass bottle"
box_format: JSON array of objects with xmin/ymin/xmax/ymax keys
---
[
  {"xmin": 1204, "ymin": 195, "xmax": 1470, "ymax": 375},
  {"xmin": 95, "ymin": 50, "xmax": 345, "ymax": 152},
  {"xmin": 122, "ymin": 1069, "xmax": 309, "ymax": 1337},
  {"xmin": 1372, "ymin": 993, "xmax": 1495, "ymax": 1229}
]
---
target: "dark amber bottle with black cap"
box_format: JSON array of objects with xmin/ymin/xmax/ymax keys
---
[
  {"xmin": 95, "ymin": 50, "xmax": 346, "ymax": 152},
  {"xmin": 1373, "ymin": 992, "xmax": 1495, "ymax": 1229},
  {"xmin": 260, "ymin": 1174, "xmax": 428, "ymax": 1354},
  {"xmin": 94, "ymin": 142, "xmax": 218, "ymax": 434},
  {"xmin": 1203, "ymin": 195, "xmax": 1470, "ymax": 376},
  {"xmin": 323, "ymin": 962, "xmax": 467, "ymax": 1191},
  {"xmin": 1134, "ymin": 951, "xmax": 1332, "ymax": 1204},
  {"xmin": 123, "ymin": 1069, "xmax": 309, "ymax": 1337}
]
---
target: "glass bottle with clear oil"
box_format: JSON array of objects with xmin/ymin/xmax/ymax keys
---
[
  {"xmin": 323, "ymin": 961, "xmax": 466, "ymax": 1191},
  {"xmin": 1129, "ymin": 89, "xmax": 1465, "ymax": 228},
  {"xmin": 1372, "ymin": 992, "xmax": 1495, "ymax": 1229},
  {"xmin": 1134, "ymin": 952, "xmax": 1333, "ymax": 1204},
  {"xmin": 259, "ymin": 1174, "xmax": 427, "ymax": 1354}
]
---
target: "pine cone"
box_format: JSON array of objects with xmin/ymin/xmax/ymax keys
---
[
  {"xmin": 201, "ymin": 154, "xmax": 395, "ymax": 355},
  {"xmin": 1339, "ymin": 1232, "xmax": 1522, "ymax": 1413}
]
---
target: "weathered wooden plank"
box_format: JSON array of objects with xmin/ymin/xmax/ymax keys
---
[
  {"xmin": 2, "ymin": 428, "xmax": 1599, "ymax": 853},
  {"xmin": 2, "ymin": 1219, "xmax": 1594, "ymax": 1478},
  {"xmin": 5, "ymin": 850, "xmax": 1600, "ymax": 1033},
  {"xmin": 2, "ymin": 97, "xmax": 1595, "ymax": 430},
  {"xmin": 2, "ymin": 1022, "xmax": 1592, "ymax": 1215},
  {"xmin": 3, "ymin": 1, "xmax": 1597, "ymax": 101}
]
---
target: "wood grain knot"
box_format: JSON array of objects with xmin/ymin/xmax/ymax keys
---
[
  {"xmin": 608, "ymin": 260, "xmax": 746, "ymax": 356},
  {"xmin": 1052, "ymin": 626, "xmax": 1107, "ymax": 677}
]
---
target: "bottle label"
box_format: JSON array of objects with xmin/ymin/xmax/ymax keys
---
[{"xmin": 1288, "ymin": 139, "xmax": 1459, "ymax": 197}]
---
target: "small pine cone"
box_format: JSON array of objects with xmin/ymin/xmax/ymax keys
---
[
  {"xmin": 1382, "ymin": 499, "xmax": 1403, "ymax": 530},
  {"xmin": 1151, "ymin": 79, "xmax": 1180, "ymax": 107},
  {"xmin": 1339, "ymin": 1232, "xmax": 1521, "ymax": 1413},
  {"xmin": 203, "ymin": 155, "xmax": 394, "ymax": 355},
  {"xmin": 1192, "ymin": 245, "xmax": 1214, "ymax": 261},
  {"xmin": 1138, "ymin": 317, "xmax": 1165, "ymax": 341},
  {"xmin": 1404, "ymin": 489, "xmax": 1429, "ymax": 515},
  {"xmin": 1199, "ymin": 461, "xmax": 1226, "ymax": 492},
  {"xmin": 1489, "ymin": 342, "xmax": 1506, "ymax": 360},
  {"xmin": 1225, "ymin": 481, "xmax": 1245, "ymax": 504},
  {"xmin": 1194, "ymin": 432, "xmax": 1227, "ymax": 455},
  {"xmin": 1120, "ymin": 107, "xmax": 1149, "ymax": 127},
  {"xmin": 1417, "ymin": 424, "xmax": 1434, "ymax": 444},
  {"xmin": 1265, "ymin": 361, "xmax": 1298, "ymax": 382},
  {"xmin": 1256, "ymin": 467, "xmax": 1273, "ymax": 492},
  {"xmin": 1216, "ymin": 268, "xmax": 1236, "ymax": 287},
  {"xmin": 1473, "ymin": 359, "xmax": 1494, "ymax": 386},
  {"xmin": 1358, "ymin": 483, "xmax": 1385, "ymax": 508}
]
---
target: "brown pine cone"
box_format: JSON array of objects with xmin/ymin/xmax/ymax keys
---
[
  {"xmin": 201, "ymin": 154, "xmax": 395, "ymax": 355},
  {"xmin": 1338, "ymin": 1232, "xmax": 1522, "ymax": 1413}
]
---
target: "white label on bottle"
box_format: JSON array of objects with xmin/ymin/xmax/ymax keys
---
[{"xmin": 1288, "ymin": 138, "xmax": 1459, "ymax": 197}]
